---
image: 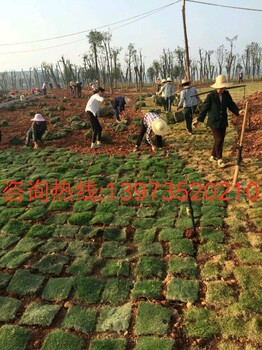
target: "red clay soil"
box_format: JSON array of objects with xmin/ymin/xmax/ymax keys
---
[{"xmin": 0, "ymin": 88, "xmax": 261, "ymax": 159}]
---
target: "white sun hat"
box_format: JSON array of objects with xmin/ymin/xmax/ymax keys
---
[
  {"xmin": 31, "ymin": 113, "xmax": 45, "ymax": 122},
  {"xmin": 152, "ymin": 118, "xmax": 168, "ymax": 136},
  {"xmin": 211, "ymin": 75, "xmax": 233, "ymax": 89}
]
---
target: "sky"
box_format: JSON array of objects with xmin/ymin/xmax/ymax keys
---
[{"xmin": 0, "ymin": 0, "xmax": 261, "ymax": 72}]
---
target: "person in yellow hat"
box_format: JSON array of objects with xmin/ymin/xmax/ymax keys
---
[{"xmin": 193, "ymin": 75, "xmax": 243, "ymax": 168}]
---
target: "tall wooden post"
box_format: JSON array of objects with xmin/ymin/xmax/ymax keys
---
[{"xmin": 182, "ymin": 0, "xmax": 190, "ymax": 81}]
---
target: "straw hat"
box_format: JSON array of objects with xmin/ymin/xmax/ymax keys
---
[
  {"xmin": 152, "ymin": 119, "xmax": 168, "ymax": 136},
  {"xmin": 31, "ymin": 113, "xmax": 45, "ymax": 122},
  {"xmin": 211, "ymin": 75, "xmax": 233, "ymax": 89},
  {"xmin": 167, "ymin": 77, "xmax": 172, "ymax": 82},
  {"xmin": 161, "ymin": 79, "xmax": 167, "ymax": 84},
  {"xmin": 181, "ymin": 78, "xmax": 190, "ymax": 85}
]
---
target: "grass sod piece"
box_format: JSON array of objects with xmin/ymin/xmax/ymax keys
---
[
  {"xmin": 53, "ymin": 224, "xmax": 79, "ymax": 238},
  {"xmin": 101, "ymin": 259, "xmax": 130, "ymax": 277},
  {"xmin": 168, "ymin": 257, "xmax": 198, "ymax": 278},
  {"xmin": 89, "ymin": 338, "xmax": 127, "ymax": 350},
  {"xmin": 0, "ymin": 296, "xmax": 21, "ymax": 321},
  {"xmin": 38, "ymin": 239, "xmax": 67, "ymax": 253},
  {"xmin": 13, "ymin": 236, "xmax": 44, "ymax": 252},
  {"xmin": 32, "ymin": 254, "xmax": 68, "ymax": 275},
  {"xmin": 0, "ymin": 250, "xmax": 31, "ymax": 269},
  {"xmin": 100, "ymin": 241, "xmax": 127, "ymax": 258},
  {"xmin": 159, "ymin": 228, "xmax": 184, "ymax": 241},
  {"xmin": 0, "ymin": 234, "xmax": 20, "ymax": 249},
  {"xmin": 134, "ymin": 301, "xmax": 172, "ymax": 335},
  {"xmin": 0, "ymin": 325, "xmax": 31, "ymax": 350},
  {"xmin": 26, "ymin": 224, "xmax": 55, "ymax": 238},
  {"xmin": 135, "ymin": 336, "xmax": 174, "ymax": 350},
  {"xmin": 48, "ymin": 200, "xmax": 71, "ymax": 211},
  {"xmin": 137, "ymin": 242, "xmax": 163, "ymax": 256},
  {"xmin": 136, "ymin": 256, "xmax": 166, "ymax": 278},
  {"xmin": 235, "ymin": 248, "xmax": 262, "ymax": 264},
  {"xmin": 1, "ymin": 219, "xmax": 31, "ymax": 236},
  {"xmin": 184, "ymin": 306, "xmax": 220, "ymax": 338},
  {"xmin": 19, "ymin": 302, "xmax": 60, "ymax": 326},
  {"xmin": 0, "ymin": 272, "xmax": 12, "ymax": 289},
  {"xmin": 206, "ymin": 281, "xmax": 236, "ymax": 306},
  {"xmin": 200, "ymin": 227, "xmax": 225, "ymax": 243},
  {"xmin": 96, "ymin": 303, "xmax": 132, "ymax": 332},
  {"xmin": 201, "ymin": 261, "xmax": 221, "ymax": 280},
  {"xmin": 166, "ymin": 278, "xmax": 199, "ymax": 303},
  {"xmin": 132, "ymin": 279, "xmax": 162, "ymax": 300},
  {"xmin": 74, "ymin": 276, "xmax": 104, "ymax": 303},
  {"xmin": 18, "ymin": 206, "xmax": 47, "ymax": 220},
  {"xmin": 68, "ymin": 212, "xmax": 93, "ymax": 225},
  {"xmin": 89, "ymin": 212, "xmax": 114, "ymax": 225},
  {"xmin": 42, "ymin": 277, "xmax": 73, "ymax": 301},
  {"xmin": 218, "ymin": 312, "xmax": 247, "ymax": 339},
  {"xmin": 7, "ymin": 269, "xmax": 45, "ymax": 295},
  {"xmin": 62, "ymin": 305, "xmax": 97, "ymax": 333},
  {"xmin": 66, "ymin": 253, "xmax": 96, "ymax": 276},
  {"xmin": 0, "ymin": 208, "xmax": 24, "ymax": 227},
  {"xmin": 45, "ymin": 212, "xmax": 69, "ymax": 225},
  {"xmin": 103, "ymin": 227, "xmax": 126, "ymax": 241},
  {"xmin": 133, "ymin": 228, "xmax": 157, "ymax": 243},
  {"xmin": 72, "ymin": 200, "xmax": 96, "ymax": 212},
  {"xmin": 133, "ymin": 218, "xmax": 156, "ymax": 229},
  {"xmin": 101, "ymin": 278, "xmax": 131, "ymax": 304},
  {"xmin": 65, "ymin": 241, "xmax": 95, "ymax": 256},
  {"xmin": 40, "ymin": 329, "xmax": 84, "ymax": 350},
  {"xmin": 169, "ymin": 238, "xmax": 195, "ymax": 256}
]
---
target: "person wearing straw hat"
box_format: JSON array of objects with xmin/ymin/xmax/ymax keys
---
[
  {"xmin": 162, "ymin": 77, "xmax": 175, "ymax": 112},
  {"xmin": 177, "ymin": 78, "xmax": 201, "ymax": 134},
  {"xmin": 133, "ymin": 110, "xmax": 168, "ymax": 153},
  {"xmin": 25, "ymin": 113, "xmax": 47, "ymax": 149},
  {"xmin": 192, "ymin": 75, "xmax": 243, "ymax": 168}
]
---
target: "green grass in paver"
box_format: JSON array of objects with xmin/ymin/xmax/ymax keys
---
[
  {"xmin": 96, "ymin": 303, "xmax": 131, "ymax": 332},
  {"xmin": 135, "ymin": 336, "xmax": 174, "ymax": 350},
  {"xmin": 168, "ymin": 257, "xmax": 198, "ymax": 278},
  {"xmin": 0, "ymin": 234, "xmax": 20, "ymax": 249},
  {"xmin": 0, "ymin": 296, "xmax": 21, "ymax": 321},
  {"xmin": 89, "ymin": 338, "xmax": 127, "ymax": 350},
  {"xmin": 54, "ymin": 224, "xmax": 79, "ymax": 238},
  {"xmin": 101, "ymin": 278, "xmax": 131, "ymax": 304},
  {"xmin": 40, "ymin": 329, "xmax": 84, "ymax": 350},
  {"xmin": 200, "ymin": 228, "xmax": 224, "ymax": 243},
  {"xmin": 137, "ymin": 242, "xmax": 163, "ymax": 256},
  {"xmin": 19, "ymin": 206, "xmax": 47, "ymax": 220},
  {"xmin": 0, "ymin": 250, "xmax": 31, "ymax": 268},
  {"xmin": 103, "ymin": 227, "xmax": 126, "ymax": 241},
  {"xmin": 136, "ymin": 256, "xmax": 166, "ymax": 278},
  {"xmin": 66, "ymin": 254, "xmax": 96, "ymax": 276},
  {"xmin": 100, "ymin": 241, "xmax": 127, "ymax": 258},
  {"xmin": 13, "ymin": 236, "xmax": 43, "ymax": 251},
  {"xmin": 133, "ymin": 228, "xmax": 156, "ymax": 243},
  {"xmin": 62, "ymin": 305, "xmax": 97, "ymax": 333},
  {"xmin": 132, "ymin": 279, "xmax": 162, "ymax": 300},
  {"xmin": 235, "ymin": 248, "xmax": 262, "ymax": 264},
  {"xmin": 184, "ymin": 306, "xmax": 220, "ymax": 338},
  {"xmin": 68, "ymin": 212, "xmax": 93, "ymax": 225},
  {"xmin": 32, "ymin": 254, "xmax": 68, "ymax": 275},
  {"xmin": 159, "ymin": 228, "xmax": 184, "ymax": 241},
  {"xmin": 7, "ymin": 269, "xmax": 45, "ymax": 295},
  {"xmin": 38, "ymin": 239, "xmax": 67, "ymax": 253},
  {"xmin": 20, "ymin": 302, "xmax": 60, "ymax": 326},
  {"xmin": 101, "ymin": 259, "xmax": 130, "ymax": 277},
  {"xmin": 1, "ymin": 219, "xmax": 31, "ymax": 235},
  {"xmin": 74, "ymin": 276, "xmax": 104, "ymax": 303},
  {"xmin": 0, "ymin": 272, "xmax": 12, "ymax": 289},
  {"xmin": 65, "ymin": 241, "xmax": 95, "ymax": 256},
  {"xmin": 134, "ymin": 301, "xmax": 172, "ymax": 335},
  {"xmin": 169, "ymin": 239, "xmax": 195, "ymax": 256},
  {"xmin": 0, "ymin": 325, "xmax": 31, "ymax": 350},
  {"xmin": 42, "ymin": 277, "xmax": 73, "ymax": 301},
  {"xmin": 206, "ymin": 281, "xmax": 236, "ymax": 306},
  {"xmin": 166, "ymin": 278, "xmax": 199, "ymax": 302}
]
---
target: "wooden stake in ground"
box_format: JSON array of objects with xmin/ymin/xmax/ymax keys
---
[{"xmin": 232, "ymin": 101, "xmax": 249, "ymax": 186}]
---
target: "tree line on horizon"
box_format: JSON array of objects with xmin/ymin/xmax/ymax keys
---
[{"xmin": 0, "ymin": 30, "xmax": 261, "ymax": 92}]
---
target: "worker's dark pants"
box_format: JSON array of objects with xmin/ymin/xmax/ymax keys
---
[
  {"xmin": 210, "ymin": 127, "xmax": 227, "ymax": 159},
  {"xmin": 136, "ymin": 120, "xmax": 163, "ymax": 147},
  {"xmin": 87, "ymin": 111, "xmax": 102, "ymax": 143}
]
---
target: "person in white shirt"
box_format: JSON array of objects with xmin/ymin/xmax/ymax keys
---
[{"xmin": 85, "ymin": 87, "xmax": 105, "ymax": 148}]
